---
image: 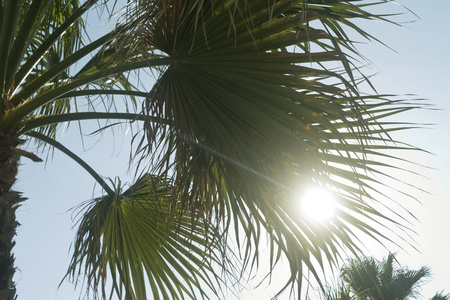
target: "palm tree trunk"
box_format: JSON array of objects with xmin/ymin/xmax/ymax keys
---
[{"xmin": 0, "ymin": 134, "xmax": 25, "ymax": 300}]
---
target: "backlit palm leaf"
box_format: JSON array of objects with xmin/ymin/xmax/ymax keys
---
[
  {"xmin": 118, "ymin": 0, "xmax": 422, "ymax": 297},
  {"xmin": 67, "ymin": 174, "xmax": 235, "ymax": 300},
  {"xmin": 341, "ymin": 254, "xmax": 431, "ymax": 300},
  {"xmin": 431, "ymin": 292, "xmax": 450, "ymax": 300}
]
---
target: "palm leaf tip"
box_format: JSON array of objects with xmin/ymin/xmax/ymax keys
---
[
  {"xmin": 431, "ymin": 291, "xmax": 450, "ymax": 300},
  {"xmin": 66, "ymin": 174, "xmax": 235, "ymax": 300}
]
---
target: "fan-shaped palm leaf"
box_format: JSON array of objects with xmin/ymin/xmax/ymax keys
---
[
  {"xmin": 66, "ymin": 174, "xmax": 235, "ymax": 300},
  {"xmin": 111, "ymin": 0, "xmax": 423, "ymax": 297}
]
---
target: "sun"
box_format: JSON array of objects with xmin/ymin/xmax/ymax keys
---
[{"xmin": 300, "ymin": 188, "xmax": 336, "ymax": 221}]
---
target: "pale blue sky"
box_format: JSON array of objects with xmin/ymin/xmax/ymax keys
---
[{"xmin": 13, "ymin": 1, "xmax": 450, "ymax": 299}]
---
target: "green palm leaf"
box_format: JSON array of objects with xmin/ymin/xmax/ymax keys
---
[
  {"xmin": 117, "ymin": 0, "xmax": 423, "ymax": 297},
  {"xmin": 66, "ymin": 174, "xmax": 235, "ymax": 300},
  {"xmin": 431, "ymin": 292, "xmax": 450, "ymax": 300},
  {"xmin": 340, "ymin": 254, "xmax": 431, "ymax": 300}
]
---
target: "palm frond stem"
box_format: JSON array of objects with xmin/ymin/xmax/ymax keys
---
[
  {"xmin": 10, "ymin": 23, "xmax": 128, "ymax": 106},
  {"xmin": 12, "ymin": 0, "xmax": 99, "ymax": 90},
  {"xmin": 19, "ymin": 112, "xmax": 164, "ymax": 134},
  {"xmin": 56, "ymin": 89, "xmax": 148, "ymax": 99},
  {"xmin": 4, "ymin": 0, "xmax": 52, "ymax": 91},
  {"xmin": 24, "ymin": 130, "xmax": 114, "ymax": 196},
  {"xmin": 0, "ymin": 57, "xmax": 171, "ymax": 133},
  {"xmin": 0, "ymin": 0, "xmax": 20, "ymax": 102}
]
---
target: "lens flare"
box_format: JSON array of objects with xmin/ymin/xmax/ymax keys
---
[{"xmin": 301, "ymin": 188, "xmax": 336, "ymax": 221}]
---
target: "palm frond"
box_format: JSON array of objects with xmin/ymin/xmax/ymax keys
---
[
  {"xmin": 431, "ymin": 291, "xmax": 450, "ymax": 300},
  {"xmin": 340, "ymin": 254, "xmax": 431, "ymax": 300},
  {"xmin": 66, "ymin": 174, "xmax": 237, "ymax": 300},
  {"xmin": 112, "ymin": 0, "xmax": 424, "ymax": 296}
]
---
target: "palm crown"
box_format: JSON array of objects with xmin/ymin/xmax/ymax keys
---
[
  {"xmin": 0, "ymin": 0, "xmax": 423, "ymax": 299},
  {"xmin": 341, "ymin": 254, "xmax": 430, "ymax": 300},
  {"xmin": 320, "ymin": 254, "xmax": 450, "ymax": 300}
]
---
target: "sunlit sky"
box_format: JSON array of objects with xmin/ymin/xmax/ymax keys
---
[{"xmin": 13, "ymin": 1, "xmax": 450, "ymax": 299}]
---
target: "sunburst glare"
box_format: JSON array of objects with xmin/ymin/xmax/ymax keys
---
[{"xmin": 300, "ymin": 188, "xmax": 336, "ymax": 221}]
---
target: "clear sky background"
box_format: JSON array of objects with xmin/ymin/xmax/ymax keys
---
[{"xmin": 12, "ymin": 1, "xmax": 450, "ymax": 299}]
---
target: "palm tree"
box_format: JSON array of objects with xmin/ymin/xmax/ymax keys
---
[
  {"xmin": 340, "ymin": 254, "xmax": 430, "ymax": 300},
  {"xmin": 319, "ymin": 255, "xmax": 448, "ymax": 300},
  {"xmin": 0, "ymin": 0, "xmax": 422, "ymax": 299},
  {"xmin": 431, "ymin": 291, "xmax": 450, "ymax": 300}
]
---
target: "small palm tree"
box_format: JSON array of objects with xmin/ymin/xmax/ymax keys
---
[
  {"xmin": 0, "ymin": 1, "xmax": 424, "ymax": 299},
  {"xmin": 340, "ymin": 254, "xmax": 430, "ymax": 300},
  {"xmin": 320, "ymin": 255, "xmax": 449, "ymax": 300},
  {"xmin": 430, "ymin": 291, "xmax": 450, "ymax": 300}
]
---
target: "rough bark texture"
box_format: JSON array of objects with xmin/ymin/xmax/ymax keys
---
[{"xmin": 0, "ymin": 134, "xmax": 25, "ymax": 300}]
